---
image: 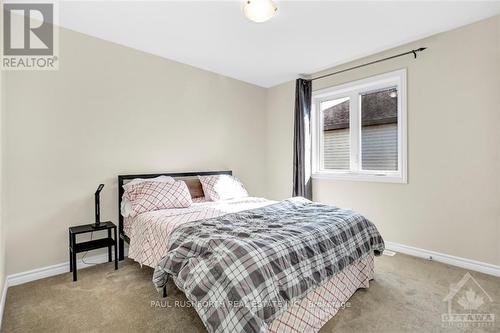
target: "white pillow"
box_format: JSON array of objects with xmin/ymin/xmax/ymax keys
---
[
  {"xmin": 198, "ymin": 175, "xmax": 248, "ymax": 201},
  {"xmin": 125, "ymin": 180, "xmax": 192, "ymax": 217},
  {"xmin": 121, "ymin": 176, "xmax": 175, "ymax": 217}
]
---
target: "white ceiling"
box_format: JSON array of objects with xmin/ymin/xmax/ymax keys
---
[{"xmin": 54, "ymin": 1, "xmax": 500, "ymax": 87}]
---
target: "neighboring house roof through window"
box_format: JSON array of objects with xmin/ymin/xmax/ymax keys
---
[{"xmin": 323, "ymin": 87, "xmax": 397, "ymax": 130}]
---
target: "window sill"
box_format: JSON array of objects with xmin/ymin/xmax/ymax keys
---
[{"xmin": 311, "ymin": 172, "xmax": 407, "ymax": 184}]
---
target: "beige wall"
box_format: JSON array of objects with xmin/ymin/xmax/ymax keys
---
[
  {"xmin": 0, "ymin": 54, "xmax": 5, "ymax": 295},
  {"xmin": 265, "ymin": 80, "xmax": 295, "ymax": 200},
  {"xmin": 266, "ymin": 16, "xmax": 500, "ymax": 266},
  {"xmin": 4, "ymin": 28, "xmax": 268, "ymax": 275}
]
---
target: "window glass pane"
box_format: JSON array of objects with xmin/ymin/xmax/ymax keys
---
[
  {"xmin": 361, "ymin": 87, "xmax": 398, "ymax": 171},
  {"xmin": 321, "ymin": 97, "xmax": 350, "ymax": 170}
]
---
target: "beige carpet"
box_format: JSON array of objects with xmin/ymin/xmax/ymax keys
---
[{"xmin": 2, "ymin": 254, "xmax": 499, "ymax": 333}]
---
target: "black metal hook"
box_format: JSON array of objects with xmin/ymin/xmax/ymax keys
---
[{"xmin": 413, "ymin": 47, "xmax": 427, "ymax": 59}]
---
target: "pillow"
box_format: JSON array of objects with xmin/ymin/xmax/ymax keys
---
[
  {"xmin": 121, "ymin": 176, "xmax": 176, "ymax": 217},
  {"xmin": 123, "ymin": 175, "xmax": 175, "ymax": 190},
  {"xmin": 125, "ymin": 180, "xmax": 192, "ymax": 217},
  {"xmin": 198, "ymin": 175, "xmax": 248, "ymax": 201}
]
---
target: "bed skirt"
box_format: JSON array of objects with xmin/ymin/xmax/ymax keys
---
[{"xmin": 268, "ymin": 254, "xmax": 375, "ymax": 333}]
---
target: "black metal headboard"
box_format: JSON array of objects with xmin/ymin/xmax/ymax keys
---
[{"xmin": 117, "ymin": 170, "xmax": 232, "ymax": 260}]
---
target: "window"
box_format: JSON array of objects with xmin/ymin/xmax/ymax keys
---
[{"xmin": 312, "ymin": 69, "xmax": 407, "ymax": 183}]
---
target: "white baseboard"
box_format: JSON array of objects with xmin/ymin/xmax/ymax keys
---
[
  {"xmin": 0, "ymin": 278, "xmax": 8, "ymax": 329},
  {"xmin": 7, "ymin": 250, "xmax": 127, "ymax": 287},
  {"xmin": 4, "ymin": 244, "xmax": 500, "ymax": 286},
  {"xmin": 1, "ymin": 250, "xmax": 127, "ymax": 328},
  {"xmin": 385, "ymin": 241, "xmax": 500, "ymax": 277}
]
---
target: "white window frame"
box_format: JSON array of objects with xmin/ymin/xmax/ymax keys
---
[{"xmin": 311, "ymin": 69, "xmax": 407, "ymax": 183}]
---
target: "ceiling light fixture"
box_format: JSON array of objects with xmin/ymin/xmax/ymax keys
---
[{"xmin": 244, "ymin": 0, "xmax": 278, "ymax": 23}]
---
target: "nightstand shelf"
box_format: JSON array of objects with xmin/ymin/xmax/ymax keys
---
[
  {"xmin": 69, "ymin": 221, "xmax": 118, "ymax": 281},
  {"xmin": 74, "ymin": 238, "xmax": 116, "ymax": 252}
]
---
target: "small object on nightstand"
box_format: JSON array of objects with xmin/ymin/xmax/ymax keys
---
[
  {"xmin": 93, "ymin": 184, "xmax": 105, "ymax": 228},
  {"xmin": 68, "ymin": 221, "xmax": 118, "ymax": 281}
]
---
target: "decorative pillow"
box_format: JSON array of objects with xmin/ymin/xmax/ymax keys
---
[
  {"xmin": 121, "ymin": 176, "xmax": 176, "ymax": 217},
  {"xmin": 198, "ymin": 175, "xmax": 248, "ymax": 201},
  {"xmin": 192, "ymin": 197, "xmax": 208, "ymax": 203},
  {"xmin": 125, "ymin": 180, "xmax": 192, "ymax": 217}
]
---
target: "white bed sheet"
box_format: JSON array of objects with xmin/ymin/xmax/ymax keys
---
[{"xmin": 126, "ymin": 197, "xmax": 274, "ymax": 267}]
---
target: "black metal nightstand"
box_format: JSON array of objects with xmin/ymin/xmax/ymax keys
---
[{"xmin": 68, "ymin": 221, "xmax": 118, "ymax": 281}]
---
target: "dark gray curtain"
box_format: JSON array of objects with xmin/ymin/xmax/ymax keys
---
[{"xmin": 292, "ymin": 78, "xmax": 312, "ymax": 199}]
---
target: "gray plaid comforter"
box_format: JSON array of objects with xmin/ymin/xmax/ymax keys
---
[{"xmin": 152, "ymin": 197, "xmax": 384, "ymax": 333}]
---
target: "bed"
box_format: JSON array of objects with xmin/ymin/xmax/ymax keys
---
[{"xmin": 118, "ymin": 171, "xmax": 384, "ymax": 333}]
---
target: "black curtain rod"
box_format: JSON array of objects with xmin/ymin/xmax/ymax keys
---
[{"xmin": 311, "ymin": 47, "xmax": 427, "ymax": 81}]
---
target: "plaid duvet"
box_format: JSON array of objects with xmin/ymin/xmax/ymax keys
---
[{"xmin": 152, "ymin": 197, "xmax": 384, "ymax": 333}]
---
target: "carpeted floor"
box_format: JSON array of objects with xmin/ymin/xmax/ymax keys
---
[{"xmin": 2, "ymin": 253, "xmax": 499, "ymax": 333}]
